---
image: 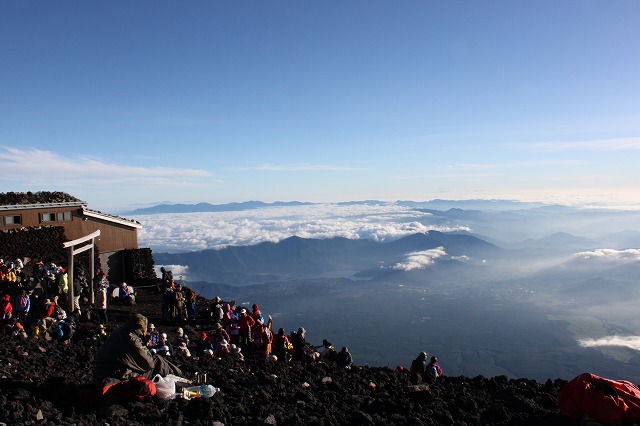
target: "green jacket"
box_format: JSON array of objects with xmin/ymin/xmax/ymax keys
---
[{"xmin": 93, "ymin": 320, "xmax": 154, "ymax": 383}]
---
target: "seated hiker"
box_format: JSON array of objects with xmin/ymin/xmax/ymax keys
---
[
  {"xmin": 427, "ymin": 356, "xmax": 443, "ymax": 382},
  {"xmin": 55, "ymin": 316, "xmax": 76, "ymax": 343},
  {"xmin": 93, "ymin": 313, "xmax": 181, "ymax": 384},
  {"xmin": 213, "ymin": 322, "xmax": 231, "ymax": 345},
  {"xmin": 196, "ymin": 331, "xmax": 215, "ymax": 357},
  {"xmin": 336, "ymin": 346, "xmax": 353, "ymax": 369},
  {"xmin": 409, "ymin": 352, "xmax": 429, "ymax": 384},
  {"xmin": 317, "ymin": 339, "xmax": 337, "ymax": 362},
  {"xmin": 173, "ymin": 327, "xmax": 191, "ymax": 358},
  {"xmin": 42, "ymin": 296, "xmax": 65, "ymax": 328},
  {"xmin": 145, "ymin": 323, "xmax": 159, "ymax": 347},
  {"xmin": 118, "ymin": 282, "xmax": 136, "ymax": 306},
  {"xmin": 150, "ymin": 332, "xmax": 173, "ymax": 356},
  {"xmin": 214, "ymin": 339, "xmax": 232, "ymax": 359}
]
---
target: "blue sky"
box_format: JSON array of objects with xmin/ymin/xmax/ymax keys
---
[{"xmin": 1, "ymin": 1, "xmax": 639, "ymax": 212}]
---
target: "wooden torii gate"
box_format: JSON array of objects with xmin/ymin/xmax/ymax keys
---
[{"xmin": 63, "ymin": 229, "xmax": 100, "ymax": 310}]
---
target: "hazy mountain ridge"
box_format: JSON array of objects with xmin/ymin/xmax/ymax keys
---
[
  {"xmin": 125, "ymin": 200, "xmax": 314, "ymax": 215},
  {"xmin": 154, "ymin": 231, "xmax": 500, "ymax": 286},
  {"xmin": 145, "ymin": 201, "xmax": 640, "ymax": 382}
]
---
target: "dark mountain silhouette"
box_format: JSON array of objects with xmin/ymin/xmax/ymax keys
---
[{"xmin": 153, "ymin": 232, "xmax": 500, "ymax": 286}]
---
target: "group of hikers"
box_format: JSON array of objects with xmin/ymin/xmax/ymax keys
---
[
  {"xmin": 407, "ymin": 351, "xmax": 443, "ymax": 385},
  {"xmin": 2, "ymin": 258, "xmax": 443, "ymax": 396}
]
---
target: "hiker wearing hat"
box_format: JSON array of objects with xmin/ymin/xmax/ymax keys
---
[
  {"xmin": 196, "ymin": 331, "xmax": 215, "ymax": 357},
  {"xmin": 211, "ymin": 296, "xmax": 225, "ymax": 324},
  {"xmin": 145, "ymin": 323, "xmax": 159, "ymax": 347},
  {"xmin": 238, "ymin": 308, "xmax": 255, "ymax": 349},
  {"xmin": 173, "ymin": 327, "xmax": 191, "ymax": 358},
  {"xmin": 150, "ymin": 332, "xmax": 172, "ymax": 357}
]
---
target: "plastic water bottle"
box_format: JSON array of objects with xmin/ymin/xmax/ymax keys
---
[{"xmin": 182, "ymin": 384, "xmax": 218, "ymax": 399}]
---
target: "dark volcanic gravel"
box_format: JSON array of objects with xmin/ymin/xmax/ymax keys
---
[{"xmin": 0, "ymin": 287, "xmax": 576, "ymax": 426}]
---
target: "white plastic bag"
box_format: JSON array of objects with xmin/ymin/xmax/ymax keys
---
[{"xmin": 153, "ymin": 374, "xmax": 189, "ymax": 400}]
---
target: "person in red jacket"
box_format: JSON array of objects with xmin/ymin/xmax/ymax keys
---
[
  {"xmin": 0, "ymin": 294, "xmax": 13, "ymax": 323},
  {"xmin": 238, "ymin": 308, "xmax": 255, "ymax": 349}
]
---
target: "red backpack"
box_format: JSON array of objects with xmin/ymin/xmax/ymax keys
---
[
  {"xmin": 558, "ymin": 372, "xmax": 640, "ymax": 424},
  {"xmin": 102, "ymin": 376, "xmax": 157, "ymax": 403}
]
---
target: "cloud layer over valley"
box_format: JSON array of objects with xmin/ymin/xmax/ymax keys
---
[{"xmin": 134, "ymin": 203, "xmax": 471, "ymax": 253}]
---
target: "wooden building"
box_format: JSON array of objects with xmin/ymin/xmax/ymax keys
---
[{"xmin": 0, "ymin": 191, "xmax": 141, "ymax": 283}]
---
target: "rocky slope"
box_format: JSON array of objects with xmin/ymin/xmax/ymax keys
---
[{"xmin": 0, "ymin": 286, "xmax": 576, "ymax": 426}]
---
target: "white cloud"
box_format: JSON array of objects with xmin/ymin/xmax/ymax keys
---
[
  {"xmin": 134, "ymin": 203, "xmax": 471, "ymax": 252},
  {"xmin": 578, "ymin": 335, "xmax": 640, "ymax": 352},
  {"xmin": 390, "ymin": 247, "xmax": 447, "ymax": 271},
  {"xmin": 574, "ymin": 248, "xmax": 640, "ymax": 261},
  {"xmin": 0, "ymin": 146, "xmax": 211, "ymax": 186}
]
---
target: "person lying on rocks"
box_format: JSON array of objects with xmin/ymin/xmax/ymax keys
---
[{"xmin": 93, "ymin": 313, "xmax": 181, "ymax": 384}]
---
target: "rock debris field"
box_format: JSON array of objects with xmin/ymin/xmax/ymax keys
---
[{"xmin": 0, "ymin": 287, "xmax": 576, "ymax": 426}]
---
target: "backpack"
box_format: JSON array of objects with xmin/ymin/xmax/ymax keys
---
[
  {"xmin": 17, "ymin": 295, "xmax": 28, "ymax": 310},
  {"xmin": 558, "ymin": 372, "xmax": 640, "ymax": 425},
  {"xmin": 102, "ymin": 376, "xmax": 157, "ymax": 403}
]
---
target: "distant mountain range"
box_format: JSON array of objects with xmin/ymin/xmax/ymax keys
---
[
  {"xmin": 125, "ymin": 199, "xmax": 547, "ymax": 215},
  {"xmin": 125, "ymin": 200, "xmax": 314, "ymax": 215},
  {"xmin": 154, "ymin": 231, "xmax": 500, "ymax": 286}
]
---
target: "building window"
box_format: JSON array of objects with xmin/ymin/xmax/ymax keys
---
[
  {"xmin": 40, "ymin": 213, "xmax": 57, "ymax": 223},
  {"xmin": 57, "ymin": 211, "xmax": 72, "ymax": 221},
  {"xmin": 3, "ymin": 215, "xmax": 21, "ymax": 226}
]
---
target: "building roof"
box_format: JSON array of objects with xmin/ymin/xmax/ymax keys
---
[
  {"xmin": 0, "ymin": 191, "xmax": 84, "ymax": 207},
  {"xmin": 0, "ymin": 191, "xmax": 141, "ymax": 229},
  {"xmin": 82, "ymin": 208, "xmax": 142, "ymax": 229}
]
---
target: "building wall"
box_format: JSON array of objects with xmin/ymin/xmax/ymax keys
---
[{"xmin": 1, "ymin": 205, "xmax": 138, "ymax": 252}]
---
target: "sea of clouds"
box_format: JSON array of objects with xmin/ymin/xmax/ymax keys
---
[{"xmin": 132, "ymin": 203, "xmax": 472, "ymax": 253}]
